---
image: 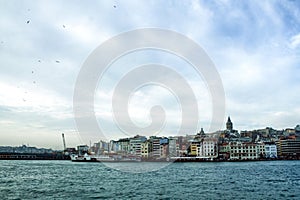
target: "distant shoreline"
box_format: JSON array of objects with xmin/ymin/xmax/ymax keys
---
[{"xmin": 0, "ymin": 152, "xmax": 69, "ymax": 160}]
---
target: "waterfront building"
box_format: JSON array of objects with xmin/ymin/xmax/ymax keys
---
[
  {"xmin": 197, "ymin": 137, "xmax": 218, "ymax": 158},
  {"xmin": 229, "ymin": 142, "xmax": 259, "ymax": 160},
  {"xmin": 256, "ymin": 142, "xmax": 265, "ymax": 158},
  {"xmin": 189, "ymin": 141, "xmax": 200, "ymax": 156},
  {"xmin": 276, "ymin": 137, "xmax": 300, "ymax": 158},
  {"xmin": 117, "ymin": 138, "xmax": 130, "ymax": 155},
  {"xmin": 108, "ymin": 140, "xmax": 119, "ymax": 153},
  {"xmin": 218, "ymin": 143, "xmax": 230, "ymax": 159},
  {"xmin": 168, "ymin": 137, "xmax": 178, "ymax": 157},
  {"xmin": 160, "ymin": 143, "xmax": 168, "ymax": 158},
  {"xmin": 160, "ymin": 138, "xmax": 169, "ymax": 158},
  {"xmin": 141, "ymin": 140, "xmax": 149, "ymax": 158},
  {"xmin": 149, "ymin": 136, "xmax": 161, "ymax": 158},
  {"xmin": 177, "ymin": 136, "xmax": 190, "ymax": 156},
  {"xmin": 177, "ymin": 136, "xmax": 189, "ymax": 156},
  {"xmin": 93, "ymin": 140, "xmax": 109, "ymax": 155},
  {"xmin": 129, "ymin": 135, "xmax": 147, "ymax": 157},
  {"xmin": 264, "ymin": 142, "xmax": 277, "ymax": 158}
]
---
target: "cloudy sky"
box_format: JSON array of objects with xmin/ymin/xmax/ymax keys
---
[{"xmin": 1, "ymin": 0, "xmax": 300, "ymax": 149}]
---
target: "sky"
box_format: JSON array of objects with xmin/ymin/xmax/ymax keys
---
[{"xmin": 0, "ymin": 0, "xmax": 300, "ymax": 149}]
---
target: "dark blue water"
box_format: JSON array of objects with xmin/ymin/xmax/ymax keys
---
[{"xmin": 0, "ymin": 160, "xmax": 299, "ymax": 199}]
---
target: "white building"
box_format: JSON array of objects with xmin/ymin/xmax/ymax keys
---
[
  {"xmin": 265, "ymin": 142, "xmax": 277, "ymax": 158},
  {"xmin": 168, "ymin": 137, "xmax": 178, "ymax": 157},
  {"xmin": 197, "ymin": 138, "xmax": 218, "ymax": 158},
  {"xmin": 256, "ymin": 142, "xmax": 265, "ymax": 157},
  {"xmin": 229, "ymin": 142, "xmax": 259, "ymax": 160},
  {"xmin": 129, "ymin": 135, "xmax": 147, "ymax": 157},
  {"xmin": 117, "ymin": 138, "xmax": 130, "ymax": 155}
]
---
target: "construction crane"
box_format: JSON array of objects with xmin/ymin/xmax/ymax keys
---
[{"xmin": 62, "ymin": 133, "xmax": 66, "ymax": 151}]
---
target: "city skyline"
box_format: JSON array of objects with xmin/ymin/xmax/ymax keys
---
[{"xmin": 1, "ymin": 1, "xmax": 300, "ymax": 149}]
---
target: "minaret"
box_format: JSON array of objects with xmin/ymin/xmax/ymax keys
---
[{"xmin": 226, "ymin": 116, "xmax": 233, "ymax": 131}]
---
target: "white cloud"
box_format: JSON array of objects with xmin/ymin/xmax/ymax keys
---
[
  {"xmin": 0, "ymin": 82, "xmax": 65, "ymax": 107},
  {"xmin": 290, "ymin": 33, "xmax": 300, "ymax": 49},
  {"xmin": 0, "ymin": 0, "xmax": 300, "ymax": 147}
]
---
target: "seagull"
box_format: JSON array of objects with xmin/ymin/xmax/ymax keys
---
[
  {"xmin": 55, "ymin": 60, "xmax": 60, "ymax": 63},
  {"xmin": 27, "ymin": 20, "xmax": 30, "ymax": 24}
]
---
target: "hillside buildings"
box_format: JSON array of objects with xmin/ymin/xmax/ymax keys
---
[{"xmin": 73, "ymin": 117, "xmax": 300, "ymax": 161}]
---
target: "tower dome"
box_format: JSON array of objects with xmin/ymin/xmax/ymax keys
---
[{"xmin": 226, "ymin": 116, "xmax": 233, "ymax": 131}]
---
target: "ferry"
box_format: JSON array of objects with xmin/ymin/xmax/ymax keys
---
[
  {"xmin": 70, "ymin": 153, "xmax": 114, "ymax": 162},
  {"xmin": 70, "ymin": 153, "xmax": 141, "ymax": 162}
]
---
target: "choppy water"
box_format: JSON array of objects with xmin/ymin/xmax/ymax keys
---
[{"xmin": 0, "ymin": 160, "xmax": 299, "ymax": 199}]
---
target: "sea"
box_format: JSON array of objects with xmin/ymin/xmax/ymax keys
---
[{"xmin": 0, "ymin": 160, "xmax": 299, "ymax": 200}]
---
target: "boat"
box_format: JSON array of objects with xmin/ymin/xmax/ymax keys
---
[
  {"xmin": 70, "ymin": 153, "xmax": 141, "ymax": 162},
  {"xmin": 70, "ymin": 153, "xmax": 115, "ymax": 162},
  {"xmin": 71, "ymin": 153, "xmax": 96, "ymax": 162}
]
